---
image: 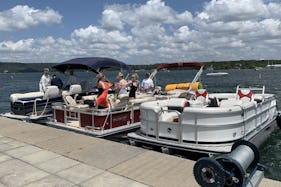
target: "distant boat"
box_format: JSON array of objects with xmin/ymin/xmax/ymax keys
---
[
  {"xmin": 3, "ymin": 70, "xmax": 8, "ymax": 73},
  {"xmin": 255, "ymin": 67, "xmax": 263, "ymax": 71},
  {"xmin": 206, "ymin": 65, "xmax": 228, "ymax": 76},
  {"xmin": 206, "ymin": 72, "xmax": 229, "ymax": 76},
  {"xmin": 266, "ymin": 64, "xmax": 281, "ymax": 69}
]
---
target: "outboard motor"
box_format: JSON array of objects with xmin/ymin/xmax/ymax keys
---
[{"xmin": 193, "ymin": 141, "xmax": 264, "ymax": 187}]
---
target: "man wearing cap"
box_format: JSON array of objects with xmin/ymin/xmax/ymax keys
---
[
  {"xmin": 39, "ymin": 68, "xmax": 51, "ymax": 92},
  {"xmin": 51, "ymin": 74, "xmax": 63, "ymax": 89}
]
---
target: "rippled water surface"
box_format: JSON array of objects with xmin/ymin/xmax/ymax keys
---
[{"xmin": 0, "ymin": 69, "xmax": 280, "ymax": 181}]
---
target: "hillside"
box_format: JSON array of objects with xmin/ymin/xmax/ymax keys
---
[
  {"xmin": 1, "ymin": 60, "xmax": 281, "ymax": 73},
  {"xmin": 0, "ymin": 62, "xmax": 57, "ymax": 73}
]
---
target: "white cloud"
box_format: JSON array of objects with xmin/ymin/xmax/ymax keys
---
[
  {"xmin": 0, "ymin": 39, "xmax": 34, "ymax": 52},
  {"xmin": 0, "ymin": 5, "xmax": 62, "ymax": 31},
  {"xmin": 101, "ymin": 9, "xmax": 123, "ymax": 30},
  {"xmin": 198, "ymin": 0, "xmax": 268, "ymax": 23},
  {"xmin": 1, "ymin": 0, "xmax": 281, "ymax": 63}
]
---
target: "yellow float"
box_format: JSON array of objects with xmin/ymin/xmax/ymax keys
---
[{"xmin": 165, "ymin": 82, "xmax": 203, "ymax": 91}]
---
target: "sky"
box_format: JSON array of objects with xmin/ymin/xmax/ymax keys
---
[{"xmin": 1, "ymin": 0, "xmax": 281, "ymax": 64}]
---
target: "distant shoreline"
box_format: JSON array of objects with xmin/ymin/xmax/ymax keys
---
[{"xmin": 1, "ymin": 60, "xmax": 281, "ymax": 73}]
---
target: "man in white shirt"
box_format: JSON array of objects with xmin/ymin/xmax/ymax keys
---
[
  {"xmin": 141, "ymin": 72, "xmax": 154, "ymax": 94},
  {"xmin": 39, "ymin": 68, "xmax": 51, "ymax": 92}
]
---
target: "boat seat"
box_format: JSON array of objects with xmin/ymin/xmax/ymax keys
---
[
  {"xmin": 167, "ymin": 98, "xmax": 188, "ymax": 112},
  {"xmin": 159, "ymin": 111, "xmax": 179, "ymax": 122},
  {"xmin": 129, "ymin": 96, "xmax": 156, "ymax": 105},
  {"xmin": 62, "ymin": 84, "xmax": 82, "ymax": 96},
  {"xmin": 64, "ymin": 95, "xmax": 89, "ymax": 109},
  {"xmin": 195, "ymin": 89, "xmax": 208, "ymax": 102},
  {"xmin": 82, "ymin": 95, "xmax": 97, "ymax": 101},
  {"xmin": 10, "ymin": 92, "xmax": 44, "ymax": 103},
  {"xmin": 220, "ymin": 99, "xmax": 242, "ymax": 107},
  {"xmin": 43, "ymin": 86, "xmax": 60, "ymax": 99},
  {"xmin": 190, "ymin": 89, "xmax": 208, "ymax": 107},
  {"xmin": 108, "ymin": 95, "xmax": 129, "ymax": 110},
  {"xmin": 237, "ymin": 89, "xmax": 253, "ymax": 102}
]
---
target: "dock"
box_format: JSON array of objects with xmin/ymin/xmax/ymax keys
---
[{"xmin": 0, "ymin": 117, "xmax": 280, "ymax": 186}]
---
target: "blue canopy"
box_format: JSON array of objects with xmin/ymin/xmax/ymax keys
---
[{"xmin": 53, "ymin": 57, "xmax": 131, "ymax": 74}]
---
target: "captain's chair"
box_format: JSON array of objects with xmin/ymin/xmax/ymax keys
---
[
  {"xmin": 44, "ymin": 86, "xmax": 60, "ymax": 99},
  {"xmin": 237, "ymin": 89, "xmax": 253, "ymax": 102},
  {"xmin": 64, "ymin": 95, "xmax": 89, "ymax": 109},
  {"xmin": 62, "ymin": 84, "xmax": 82, "ymax": 96},
  {"xmin": 195, "ymin": 89, "xmax": 209, "ymax": 104}
]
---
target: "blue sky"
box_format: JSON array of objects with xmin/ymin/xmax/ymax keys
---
[{"xmin": 1, "ymin": 0, "xmax": 281, "ymax": 64}]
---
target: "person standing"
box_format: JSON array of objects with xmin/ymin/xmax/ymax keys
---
[
  {"xmin": 141, "ymin": 72, "xmax": 154, "ymax": 94},
  {"xmin": 39, "ymin": 68, "xmax": 51, "ymax": 92},
  {"xmin": 116, "ymin": 72, "xmax": 128, "ymax": 95},
  {"xmin": 65, "ymin": 69, "xmax": 79, "ymax": 88},
  {"xmin": 128, "ymin": 73, "xmax": 139, "ymax": 100},
  {"xmin": 51, "ymin": 74, "xmax": 63, "ymax": 89},
  {"xmin": 96, "ymin": 73, "xmax": 112, "ymax": 109}
]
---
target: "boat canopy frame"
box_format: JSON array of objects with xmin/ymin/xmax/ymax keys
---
[{"xmin": 149, "ymin": 62, "xmax": 204, "ymax": 92}]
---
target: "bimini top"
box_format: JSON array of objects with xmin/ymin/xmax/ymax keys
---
[
  {"xmin": 156, "ymin": 62, "xmax": 204, "ymax": 72},
  {"xmin": 53, "ymin": 57, "xmax": 131, "ymax": 74}
]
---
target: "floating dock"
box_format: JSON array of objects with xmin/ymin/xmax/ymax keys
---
[{"xmin": 0, "ymin": 117, "xmax": 280, "ymax": 186}]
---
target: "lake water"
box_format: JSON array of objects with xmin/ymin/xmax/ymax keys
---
[{"xmin": 0, "ymin": 69, "xmax": 281, "ymax": 181}]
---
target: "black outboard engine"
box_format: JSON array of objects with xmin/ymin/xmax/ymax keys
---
[{"xmin": 193, "ymin": 141, "xmax": 265, "ymax": 187}]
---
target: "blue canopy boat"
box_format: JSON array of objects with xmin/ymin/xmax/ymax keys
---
[{"xmin": 2, "ymin": 57, "xmax": 130, "ymax": 122}]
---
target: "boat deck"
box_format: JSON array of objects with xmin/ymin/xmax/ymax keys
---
[{"xmin": 0, "ymin": 117, "xmax": 280, "ymax": 187}]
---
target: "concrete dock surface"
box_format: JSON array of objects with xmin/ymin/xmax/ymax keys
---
[{"xmin": 0, "ymin": 117, "xmax": 280, "ymax": 187}]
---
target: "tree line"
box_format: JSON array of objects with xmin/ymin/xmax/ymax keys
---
[{"xmin": 1, "ymin": 60, "xmax": 281, "ymax": 73}]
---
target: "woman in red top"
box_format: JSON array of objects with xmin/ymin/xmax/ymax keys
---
[{"xmin": 96, "ymin": 73, "xmax": 112, "ymax": 109}]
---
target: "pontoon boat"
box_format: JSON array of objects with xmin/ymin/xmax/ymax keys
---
[
  {"xmin": 128, "ymin": 86, "xmax": 279, "ymax": 154},
  {"xmin": 1, "ymin": 57, "xmax": 131, "ymax": 122}
]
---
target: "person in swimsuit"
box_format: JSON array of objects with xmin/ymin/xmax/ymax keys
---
[
  {"xmin": 116, "ymin": 72, "xmax": 128, "ymax": 95},
  {"xmin": 128, "ymin": 73, "xmax": 139, "ymax": 100}
]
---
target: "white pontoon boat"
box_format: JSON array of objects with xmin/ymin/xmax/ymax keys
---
[
  {"xmin": 128, "ymin": 86, "xmax": 279, "ymax": 154},
  {"xmin": 1, "ymin": 86, "xmax": 62, "ymax": 121}
]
